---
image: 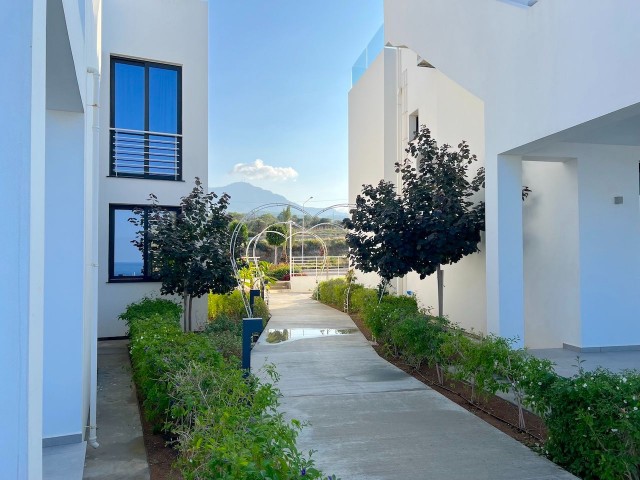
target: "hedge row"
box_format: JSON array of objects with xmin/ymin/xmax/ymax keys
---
[
  {"xmin": 315, "ymin": 280, "xmax": 640, "ymax": 480},
  {"xmin": 121, "ymin": 298, "xmax": 329, "ymax": 480}
]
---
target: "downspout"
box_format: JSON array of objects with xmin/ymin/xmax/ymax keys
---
[{"xmin": 87, "ymin": 65, "xmax": 100, "ymax": 449}]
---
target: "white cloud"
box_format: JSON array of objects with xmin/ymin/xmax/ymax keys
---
[{"xmin": 231, "ymin": 159, "xmax": 298, "ymax": 182}]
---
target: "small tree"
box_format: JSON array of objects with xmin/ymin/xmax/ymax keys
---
[
  {"xmin": 139, "ymin": 178, "xmax": 236, "ymax": 331},
  {"xmin": 345, "ymin": 127, "xmax": 485, "ymax": 314},
  {"xmin": 266, "ymin": 224, "xmax": 287, "ymax": 264}
]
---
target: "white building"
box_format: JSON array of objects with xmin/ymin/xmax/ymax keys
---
[
  {"xmin": 349, "ymin": 0, "xmax": 640, "ymax": 350},
  {"xmin": 1, "ymin": 0, "xmax": 208, "ymax": 477}
]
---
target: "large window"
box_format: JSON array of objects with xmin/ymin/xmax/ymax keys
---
[
  {"xmin": 110, "ymin": 57, "xmax": 182, "ymax": 180},
  {"xmin": 108, "ymin": 204, "xmax": 177, "ymax": 282}
]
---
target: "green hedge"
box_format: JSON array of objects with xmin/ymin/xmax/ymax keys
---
[
  {"xmin": 208, "ymin": 289, "xmax": 270, "ymax": 323},
  {"xmin": 121, "ymin": 298, "xmax": 331, "ymax": 479},
  {"xmin": 315, "ymin": 279, "xmax": 640, "ymax": 480}
]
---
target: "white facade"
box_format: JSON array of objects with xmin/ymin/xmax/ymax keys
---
[
  {"xmin": 0, "ymin": 0, "xmax": 208, "ymax": 476},
  {"xmin": 349, "ymin": 0, "xmax": 640, "ymax": 349},
  {"xmin": 98, "ymin": 0, "xmax": 209, "ymax": 338}
]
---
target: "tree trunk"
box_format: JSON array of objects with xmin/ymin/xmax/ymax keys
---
[
  {"xmin": 437, "ymin": 264, "xmax": 444, "ymax": 318},
  {"xmin": 273, "ymin": 246, "xmax": 277, "ymax": 264},
  {"xmin": 182, "ymin": 294, "xmax": 188, "ymax": 332},
  {"xmin": 188, "ymin": 295, "xmax": 193, "ymax": 332}
]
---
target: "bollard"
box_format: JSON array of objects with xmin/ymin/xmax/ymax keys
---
[{"xmin": 242, "ymin": 317, "xmax": 264, "ymax": 372}]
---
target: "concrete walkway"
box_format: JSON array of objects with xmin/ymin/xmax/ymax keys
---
[
  {"xmin": 253, "ymin": 292, "xmax": 577, "ymax": 480},
  {"xmin": 83, "ymin": 340, "xmax": 150, "ymax": 480}
]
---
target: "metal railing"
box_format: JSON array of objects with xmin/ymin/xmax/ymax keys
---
[
  {"xmin": 110, "ymin": 127, "xmax": 182, "ymax": 180},
  {"xmin": 290, "ymin": 255, "xmax": 350, "ymax": 278}
]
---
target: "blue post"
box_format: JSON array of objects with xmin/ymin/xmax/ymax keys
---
[
  {"xmin": 242, "ymin": 317, "xmax": 264, "ymax": 372},
  {"xmin": 249, "ymin": 289, "xmax": 261, "ymax": 315}
]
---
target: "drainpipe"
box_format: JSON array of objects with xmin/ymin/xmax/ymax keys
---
[{"xmin": 86, "ymin": 65, "xmax": 100, "ymax": 449}]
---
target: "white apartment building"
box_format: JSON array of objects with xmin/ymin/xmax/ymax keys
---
[
  {"xmin": 349, "ymin": 0, "xmax": 640, "ymax": 351},
  {"xmin": 1, "ymin": 0, "xmax": 208, "ymax": 477}
]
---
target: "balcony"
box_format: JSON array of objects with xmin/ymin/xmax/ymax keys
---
[
  {"xmin": 110, "ymin": 128, "xmax": 182, "ymax": 180},
  {"xmin": 351, "ymin": 25, "xmax": 384, "ymax": 87}
]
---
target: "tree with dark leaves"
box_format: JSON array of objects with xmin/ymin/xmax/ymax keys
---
[
  {"xmin": 139, "ymin": 178, "xmax": 236, "ymax": 331},
  {"xmin": 345, "ymin": 127, "xmax": 485, "ymax": 314}
]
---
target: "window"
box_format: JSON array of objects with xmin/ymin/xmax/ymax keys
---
[
  {"xmin": 409, "ymin": 111, "xmax": 419, "ymax": 140},
  {"xmin": 110, "ymin": 57, "xmax": 182, "ymax": 180},
  {"xmin": 108, "ymin": 204, "xmax": 178, "ymax": 282}
]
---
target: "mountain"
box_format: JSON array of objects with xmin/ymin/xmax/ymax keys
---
[{"xmin": 210, "ymin": 182, "xmax": 348, "ymax": 219}]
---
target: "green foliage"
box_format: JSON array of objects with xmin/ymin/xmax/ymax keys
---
[
  {"xmin": 122, "ymin": 298, "xmax": 331, "ymax": 480},
  {"xmin": 268, "ymin": 263, "xmax": 301, "ymax": 281},
  {"xmin": 348, "ymin": 284, "xmax": 378, "ymax": 314},
  {"xmin": 170, "ymin": 363, "xmax": 326, "ymax": 480},
  {"xmin": 344, "ymin": 127, "xmax": 485, "ymax": 282},
  {"xmin": 266, "ymin": 224, "xmax": 287, "ymax": 247},
  {"xmin": 529, "ymin": 368, "xmax": 640, "ymax": 480},
  {"xmin": 315, "ymin": 278, "xmax": 349, "ymax": 309},
  {"xmin": 229, "ymin": 220, "xmax": 249, "ymax": 247},
  {"xmin": 362, "ymin": 295, "xmax": 419, "ymax": 348},
  {"xmin": 390, "ymin": 313, "xmax": 449, "ymax": 370},
  {"xmin": 208, "ymin": 289, "xmax": 270, "ymax": 324},
  {"xmin": 122, "ymin": 301, "xmax": 223, "ymax": 427},
  {"xmin": 140, "ymin": 177, "xmax": 237, "ymax": 330}
]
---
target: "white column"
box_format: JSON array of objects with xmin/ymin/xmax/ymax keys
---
[
  {"xmin": 485, "ymin": 154, "xmax": 525, "ymax": 347},
  {"xmin": 0, "ymin": 1, "xmax": 46, "ymax": 477}
]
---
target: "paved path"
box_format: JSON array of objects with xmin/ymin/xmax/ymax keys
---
[
  {"xmin": 253, "ymin": 292, "xmax": 577, "ymax": 480},
  {"xmin": 83, "ymin": 340, "xmax": 150, "ymax": 480}
]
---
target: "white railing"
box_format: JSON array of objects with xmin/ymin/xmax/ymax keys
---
[
  {"xmin": 110, "ymin": 127, "xmax": 182, "ymax": 180},
  {"xmin": 290, "ymin": 255, "xmax": 349, "ymax": 278}
]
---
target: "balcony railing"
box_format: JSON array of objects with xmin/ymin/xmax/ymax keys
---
[
  {"xmin": 291, "ymin": 255, "xmax": 350, "ymax": 278},
  {"xmin": 351, "ymin": 25, "xmax": 384, "ymax": 87},
  {"xmin": 110, "ymin": 128, "xmax": 182, "ymax": 180}
]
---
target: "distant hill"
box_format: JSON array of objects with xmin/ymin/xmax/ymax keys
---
[{"xmin": 210, "ymin": 182, "xmax": 348, "ymax": 219}]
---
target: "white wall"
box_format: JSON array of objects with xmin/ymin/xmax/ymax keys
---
[
  {"xmin": 385, "ymin": 0, "xmax": 640, "ymax": 348},
  {"xmin": 43, "ymin": 110, "xmax": 86, "ymax": 442},
  {"xmin": 348, "ymin": 53, "xmax": 387, "ymax": 204},
  {"xmin": 98, "ymin": 0, "xmax": 209, "ymax": 337},
  {"xmin": 0, "ymin": 1, "xmax": 46, "ymax": 477},
  {"xmin": 576, "ymin": 147, "xmax": 640, "ymax": 348},
  {"xmin": 522, "ymin": 159, "xmax": 581, "ymax": 348}
]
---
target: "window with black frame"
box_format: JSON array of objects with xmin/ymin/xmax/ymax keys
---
[
  {"xmin": 108, "ymin": 204, "xmax": 178, "ymax": 282},
  {"xmin": 110, "ymin": 57, "xmax": 182, "ymax": 180}
]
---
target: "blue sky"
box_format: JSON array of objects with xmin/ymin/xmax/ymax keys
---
[{"xmin": 208, "ymin": 1, "xmax": 383, "ymax": 208}]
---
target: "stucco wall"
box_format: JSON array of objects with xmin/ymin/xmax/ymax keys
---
[
  {"xmin": 98, "ymin": 0, "xmax": 209, "ymax": 337},
  {"xmin": 0, "ymin": 1, "xmax": 46, "ymax": 476},
  {"xmin": 348, "ymin": 52, "xmax": 387, "ymax": 204},
  {"xmin": 43, "ymin": 109, "xmax": 86, "ymax": 441}
]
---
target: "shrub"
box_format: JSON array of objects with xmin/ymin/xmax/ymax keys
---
[
  {"xmin": 170, "ymin": 363, "xmax": 325, "ymax": 480},
  {"xmin": 315, "ymin": 278, "xmax": 349, "ymax": 309},
  {"xmin": 390, "ymin": 313, "xmax": 449, "ymax": 372},
  {"xmin": 121, "ymin": 298, "xmax": 331, "ymax": 479},
  {"xmin": 348, "ymin": 284, "xmax": 377, "ymax": 314},
  {"xmin": 269, "ymin": 263, "xmax": 291, "ymax": 281},
  {"xmin": 361, "ymin": 295, "xmax": 419, "ymax": 348},
  {"xmin": 208, "ymin": 289, "xmax": 270, "ymax": 323},
  {"xmin": 529, "ymin": 368, "xmax": 640, "ymax": 480}
]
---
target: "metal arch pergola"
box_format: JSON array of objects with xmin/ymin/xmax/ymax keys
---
[{"xmin": 230, "ymin": 202, "xmax": 355, "ymax": 317}]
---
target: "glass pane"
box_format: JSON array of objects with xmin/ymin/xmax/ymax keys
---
[
  {"xmin": 113, "ymin": 209, "xmax": 144, "ymax": 277},
  {"xmin": 114, "ymin": 62, "xmax": 145, "ymax": 131},
  {"xmin": 149, "ymin": 67, "xmax": 178, "ymax": 134}
]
